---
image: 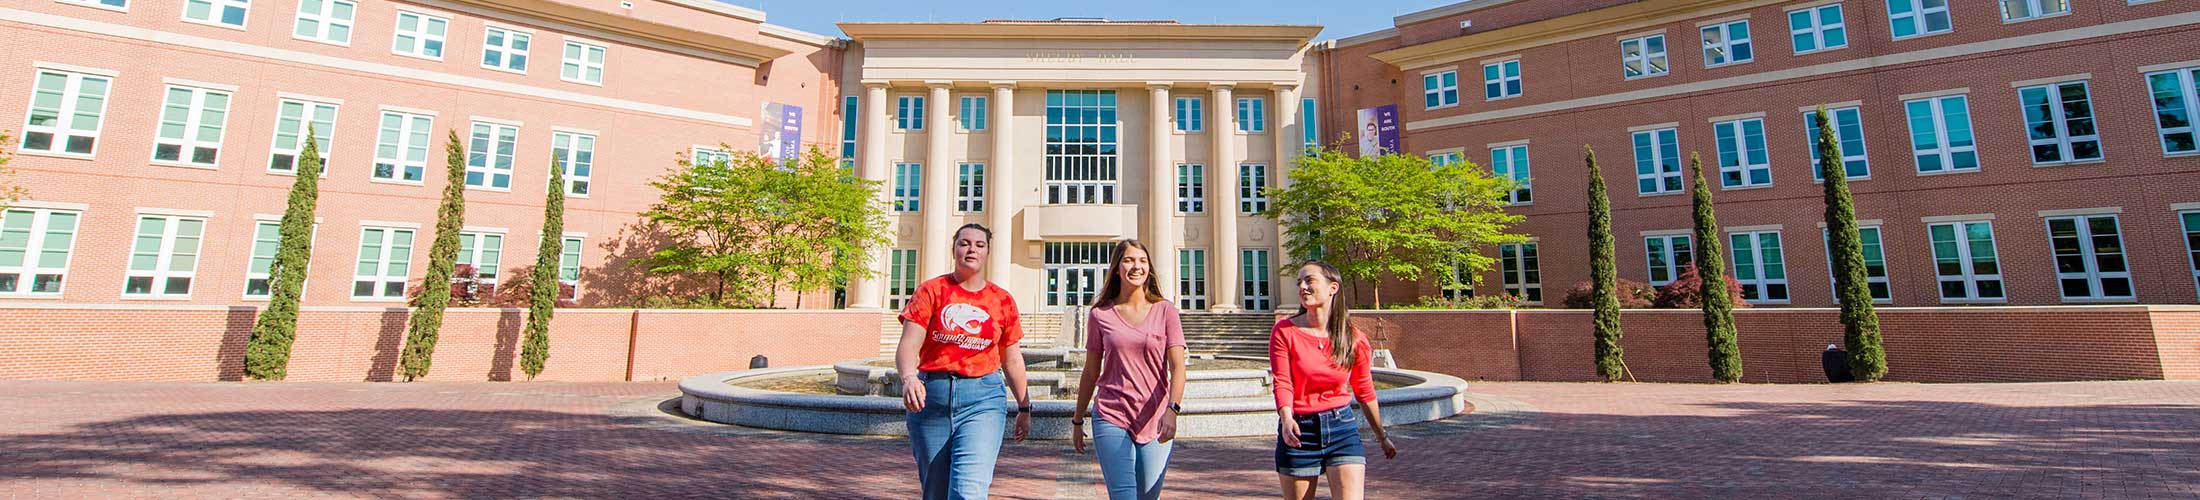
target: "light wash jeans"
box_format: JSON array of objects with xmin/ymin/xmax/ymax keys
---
[
  {"xmin": 907, "ymin": 371, "xmax": 1009, "ymax": 500},
  {"xmin": 1091, "ymin": 417, "xmax": 1172, "ymax": 500}
]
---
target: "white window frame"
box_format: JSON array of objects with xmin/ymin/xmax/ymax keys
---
[
  {"xmin": 20, "ymin": 68, "xmax": 114, "ymax": 159},
  {"xmin": 455, "ymin": 231, "xmax": 504, "ymax": 283},
  {"xmin": 2045, "ymin": 214, "xmax": 2133, "ymax": 301},
  {"xmin": 1999, "ymin": 0, "xmax": 2070, "ymax": 22},
  {"xmin": 1241, "ymin": 248, "xmax": 1273, "ymax": 311},
  {"xmin": 1788, "ymin": 3, "xmax": 1849, "ymax": 54},
  {"xmin": 958, "ymin": 95, "xmax": 987, "ymax": 132},
  {"xmin": 291, "ymin": 0, "xmax": 355, "ymax": 46},
  {"xmin": 558, "ymin": 236, "xmax": 583, "ymax": 301},
  {"xmin": 123, "ymin": 214, "xmax": 206, "ymax": 299},
  {"xmin": 1805, "ymin": 107, "xmax": 1870, "ymax": 181},
  {"xmin": 150, "ymin": 84, "xmax": 233, "ymax": 169},
  {"xmin": 892, "ymin": 162, "xmax": 921, "ymax": 212},
  {"xmin": 1823, "ymin": 225, "xmax": 1893, "ymax": 304},
  {"xmin": 1633, "ymin": 127, "xmax": 1683, "ymax": 195},
  {"xmin": 1713, "ymin": 117, "xmax": 1772, "ymax": 188},
  {"xmin": 481, "ymin": 26, "xmax": 532, "ymax": 74},
  {"xmin": 1728, "ymin": 230, "xmax": 1790, "ymax": 304},
  {"xmin": 2018, "ymin": 80, "xmax": 2102, "ymax": 165},
  {"xmin": 2181, "ymin": 210, "xmax": 2200, "ymax": 302},
  {"xmin": 1928, "ymin": 220, "xmax": 2005, "ymax": 303},
  {"xmin": 1423, "ymin": 70, "xmax": 1460, "ymax": 109},
  {"xmin": 1621, "ymin": 34, "xmax": 1669, "ymax": 79},
  {"xmin": 59, "ymin": 0, "xmax": 130, "ymax": 13},
  {"xmin": 0, "ymin": 207, "xmax": 82, "ymax": 298},
  {"xmin": 841, "ymin": 95, "xmax": 860, "ymax": 165},
  {"xmin": 691, "ymin": 146, "xmax": 730, "ymax": 168},
  {"xmin": 956, "ymin": 162, "xmax": 984, "ymax": 213},
  {"xmin": 1179, "ymin": 248, "xmax": 1208, "ymax": 310},
  {"xmin": 1176, "ymin": 163, "xmax": 1205, "ymax": 214},
  {"xmin": 1490, "ymin": 144, "xmax": 1532, "ymax": 204},
  {"xmin": 560, "ymin": 39, "xmax": 606, "ymax": 86},
  {"xmin": 1239, "ymin": 163, "xmax": 1269, "ymax": 214},
  {"xmin": 551, "ymin": 129, "xmax": 594, "ymax": 197},
  {"xmin": 465, "ymin": 121, "xmax": 519, "ymax": 191},
  {"xmin": 1905, "ymin": 95, "xmax": 1979, "ymax": 174},
  {"xmin": 391, "ymin": 10, "xmax": 450, "ymax": 61},
  {"xmin": 352, "ymin": 226, "xmax": 414, "ymax": 300},
  {"xmin": 242, "ymin": 220, "xmax": 281, "ymax": 300},
  {"xmin": 372, "ymin": 109, "xmax": 433, "ymax": 184},
  {"xmin": 896, "ymin": 95, "xmax": 925, "ymax": 130},
  {"xmin": 1499, "ymin": 242, "xmax": 1542, "ymax": 304},
  {"xmin": 1700, "ymin": 20, "xmax": 1755, "ymax": 68},
  {"xmin": 1887, "ymin": 0, "xmax": 1953, "ymax": 40},
  {"xmin": 2146, "ymin": 68, "xmax": 2200, "ymax": 156},
  {"xmin": 268, "ymin": 98, "xmax": 338, "ymax": 176},
  {"xmin": 181, "ymin": 0, "xmax": 250, "ymax": 29},
  {"xmin": 888, "ymin": 248, "xmax": 918, "ymax": 310},
  {"xmin": 1174, "ymin": 97, "xmax": 1203, "ymax": 133},
  {"xmin": 1483, "ymin": 60, "xmax": 1521, "ymax": 100},
  {"xmin": 1644, "ymin": 234, "xmax": 1693, "ymax": 286},
  {"xmin": 1237, "ymin": 97, "xmax": 1267, "ymax": 133}
]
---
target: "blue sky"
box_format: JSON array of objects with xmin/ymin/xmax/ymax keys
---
[{"xmin": 717, "ymin": 0, "xmax": 1456, "ymax": 41}]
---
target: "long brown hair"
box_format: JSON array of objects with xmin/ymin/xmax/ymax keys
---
[
  {"xmin": 1293, "ymin": 260, "xmax": 1357, "ymax": 368},
  {"xmin": 1093, "ymin": 239, "xmax": 1169, "ymax": 308}
]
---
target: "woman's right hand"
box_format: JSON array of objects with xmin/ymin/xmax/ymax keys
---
[
  {"xmin": 1071, "ymin": 420, "xmax": 1087, "ymax": 454},
  {"xmin": 1278, "ymin": 414, "xmax": 1303, "ymax": 448},
  {"xmin": 901, "ymin": 375, "xmax": 926, "ymax": 413}
]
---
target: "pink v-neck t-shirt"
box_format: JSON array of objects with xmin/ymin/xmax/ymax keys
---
[{"xmin": 1086, "ymin": 301, "xmax": 1187, "ymax": 444}]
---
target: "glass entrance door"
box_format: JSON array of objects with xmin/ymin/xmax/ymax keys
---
[{"xmin": 1044, "ymin": 242, "xmax": 1112, "ymax": 311}]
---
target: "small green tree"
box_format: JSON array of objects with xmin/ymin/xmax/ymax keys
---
[
  {"xmin": 642, "ymin": 146, "xmax": 887, "ymax": 308},
  {"xmin": 1267, "ymin": 148, "xmax": 1525, "ymax": 308},
  {"xmin": 244, "ymin": 129, "xmax": 324, "ymax": 380},
  {"xmin": 1585, "ymin": 146, "xmax": 1626, "ymax": 382},
  {"xmin": 520, "ymin": 156, "xmax": 566, "ymax": 380},
  {"xmin": 775, "ymin": 147, "xmax": 889, "ymax": 307},
  {"xmin": 1689, "ymin": 153, "xmax": 1743, "ymax": 383},
  {"xmin": 0, "ymin": 131, "xmax": 22, "ymax": 210},
  {"xmin": 1815, "ymin": 106, "xmax": 1887, "ymax": 382},
  {"xmin": 399, "ymin": 131, "xmax": 468, "ymax": 382}
]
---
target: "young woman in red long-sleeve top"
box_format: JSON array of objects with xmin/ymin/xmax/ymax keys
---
[{"xmin": 1268, "ymin": 260, "xmax": 1398, "ymax": 500}]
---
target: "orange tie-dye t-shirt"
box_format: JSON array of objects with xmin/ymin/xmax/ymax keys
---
[{"xmin": 899, "ymin": 275, "xmax": 1024, "ymax": 377}]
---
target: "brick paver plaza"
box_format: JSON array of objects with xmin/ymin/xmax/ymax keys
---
[{"xmin": 3, "ymin": 380, "xmax": 2196, "ymax": 499}]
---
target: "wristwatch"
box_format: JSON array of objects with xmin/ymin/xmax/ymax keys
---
[
  {"xmin": 1167, "ymin": 402, "xmax": 1183, "ymax": 413},
  {"xmin": 1019, "ymin": 403, "xmax": 1033, "ymax": 414}
]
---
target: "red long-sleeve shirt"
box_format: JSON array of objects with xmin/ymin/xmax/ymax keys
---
[{"xmin": 1269, "ymin": 318, "xmax": 1376, "ymax": 415}]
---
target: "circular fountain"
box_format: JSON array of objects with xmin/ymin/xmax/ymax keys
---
[{"xmin": 678, "ymin": 347, "xmax": 1470, "ymax": 438}]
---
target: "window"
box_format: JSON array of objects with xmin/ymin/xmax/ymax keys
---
[
  {"xmin": 2019, "ymin": 81, "xmax": 2101, "ymax": 164},
  {"xmin": 1483, "ymin": 60, "xmax": 1521, "ymax": 100},
  {"xmin": 561, "ymin": 40, "xmax": 605, "ymax": 85},
  {"xmin": 19, "ymin": 69, "xmax": 111, "ymax": 157},
  {"xmin": 183, "ymin": 0, "xmax": 249, "ymax": 28},
  {"xmin": 1824, "ymin": 226, "xmax": 1892, "ymax": 303},
  {"xmin": 1491, "ymin": 145, "xmax": 1532, "ymax": 204},
  {"xmin": 1729, "ymin": 231, "xmax": 1789, "ymax": 303},
  {"xmin": 482, "ymin": 27, "xmax": 530, "ymax": 73},
  {"xmin": 125, "ymin": 215, "xmax": 205, "ymax": 298},
  {"xmin": 1499, "ymin": 243, "xmax": 1542, "ymax": 304},
  {"xmin": 1179, "ymin": 248, "xmax": 1208, "ymax": 310},
  {"xmin": 2046, "ymin": 215, "xmax": 2131, "ymax": 300},
  {"xmin": 1177, "ymin": 164, "xmax": 1205, "ymax": 213},
  {"xmin": 1999, "ymin": 0, "xmax": 2069, "ymax": 21},
  {"xmin": 1442, "ymin": 262, "xmax": 1476, "ymax": 301},
  {"xmin": 956, "ymin": 163, "xmax": 984, "ymax": 213},
  {"xmin": 392, "ymin": 11, "xmax": 449, "ymax": 60},
  {"xmin": 1242, "ymin": 248, "xmax": 1272, "ymax": 311},
  {"xmin": 151, "ymin": 85, "xmax": 231, "ymax": 167},
  {"xmin": 1789, "ymin": 3, "xmax": 1849, "ymax": 54},
  {"xmin": 1301, "ymin": 98, "xmax": 1320, "ymax": 149},
  {"xmin": 456, "ymin": 232, "xmax": 502, "ymax": 282},
  {"xmin": 1045, "ymin": 90, "xmax": 1119, "ymax": 204},
  {"xmin": 1240, "ymin": 163, "xmax": 1268, "ymax": 214},
  {"xmin": 1424, "ymin": 70, "xmax": 1460, "ymax": 109},
  {"xmin": 1905, "ymin": 95, "xmax": 1978, "ymax": 174},
  {"xmin": 1645, "ymin": 235, "xmax": 1694, "ymax": 286},
  {"xmin": 269, "ymin": 99, "xmax": 337, "ymax": 174},
  {"xmin": 896, "ymin": 96, "xmax": 924, "ymax": 130},
  {"xmin": 1713, "ymin": 118, "xmax": 1772, "ymax": 188},
  {"xmin": 892, "ymin": 162, "xmax": 921, "ymax": 212},
  {"xmin": 242, "ymin": 220, "xmax": 294, "ymax": 299},
  {"xmin": 2148, "ymin": 68, "xmax": 2200, "ymax": 155},
  {"xmin": 373, "ymin": 110, "xmax": 432, "ymax": 182},
  {"xmin": 1174, "ymin": 97, "xmax": 1203, "ymax": 132},
  {"xmin": 1621, "ymin": 34, "xmax": 1669, "ymax": 79},
  {"xmin": 841, "ymin": 95, "xmax": 859, "ymax": 167},
  {"xmin": 1044, "ymin": 242, "xmax": 1112, "ymax": 310},
  {"xmin": 353, "ymin": 227, "xmax": 413, "ymax": 299},
  {"xmin": 1805, "ymin": 107, "xmax": 1869, "ymax": 181},
  {"xmin": 62, "ymin": 0, "xmax": 129, "ymax": 10},
  {"xmin": 1701, "ymin": 20, "xmax": 1755, "ymax": 67},
  {"xmin": 464, "ymin": 122, "xmax": 517, "ymax": 190},
  {"xmin": 293, "ymin": 0, "xmax": 354, "ymax": 45},
  {"xmin": 1633, "ymin": 128, "xmax": 1683, "ymax": 194},
  {"xmin": 1929, "ymin": 220, "xmax": 2003, "ymax": 301},
  {"xmin": 1237, "ymin": 97, "xmax": 1267, "ymax": 132},
  {"xmin": 2182, "ymin": 211, "xmax": 2200, "ymax": 300},
  {"xmin": 558, "ymin": 236, "xmax": 582, "ymax": 299},
  {"xmin": 888, "ymin": 248, "xmax": 917, "ymax": 310},
  {"xmin": 0, "ymin": 208, "xmax": 80, "ymax": 296},
  {"xmin": 691, "ymin": 147, "xmax": 730, "ymax": 168},
  {"xmin": 552, "ymin": 130, "xmax": 594, "ymax": 196},
  {"xmin": 1430, "ymin": 151, "xmax": 1463, "ymax": 166},
  {"xmin": 959, "ymin": 96, "xmax": 987, "ymax": 131},
  {"xmin": 1887, "ymin": 0, "xmax": 1953, "ymax": 39}
]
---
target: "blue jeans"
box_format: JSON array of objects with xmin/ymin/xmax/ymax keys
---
[
  {"xmin": 1275, "ymin": 405, "xmax": 1367, "ymax": 477},
  {"xmin": 1090, "ymin": 417, "xmax": 1172, "ymax": 500},
  {"xmin": 907, "ymin": 371, "xmax": 1009, "ymax": 500}
]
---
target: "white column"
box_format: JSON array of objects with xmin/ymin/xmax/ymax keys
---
[
  {"xmin": 851, "ymin": 83, "xmax": 891, "ymax": 309},
  {"xmin": 987, "ymin": 83, "xmax": 1015, "ymax": 280},
  {"xmin": 1211, "ymin": 85, "xmax": 1241, "ymax": 312},
  {"xmin": 1146, "ymin": 84, "xmax": 1177, "ymax": 300},
  {"xmin": 1273, "ymin": 84, "xmax": 1300, "ymax": 310},
  {"xmin": 921, "ymin": 82, "xmax": 955, "ymax": 279}
]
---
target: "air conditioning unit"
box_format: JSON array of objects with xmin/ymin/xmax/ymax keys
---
[{"xmin": 1460, "ymin": 20, "xmax": 1474, "ymax": 29}]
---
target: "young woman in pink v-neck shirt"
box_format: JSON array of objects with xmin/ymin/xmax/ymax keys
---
[{"xmin": 1068, "ymin": 240, "xmax": 1187, "ymax": 500}]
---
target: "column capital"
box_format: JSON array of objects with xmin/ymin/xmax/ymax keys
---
[
  {"xmin": 1274, "ymin": 83, "xmax": 1300, "ymax": 92},
  {"xmin": 924, "ymin": 80, "xmax": 955, "ymax": 89},
  {"xmin": 988, "ymin": 81, "xmax": 1019, "ymax": 89},
  {"xmin": 1211, "ymin": 83, "xmax": 1237, "ymax": 91},
  {"xmin": 862, "ymin": 80, "xmax": 891, "ymax": 89},
  {"xmin": 1145, "ymin": 81, "xmax": 1176, "ymax": 90}
]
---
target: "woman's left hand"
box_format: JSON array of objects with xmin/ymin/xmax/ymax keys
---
[
  {"xmin": 1013, "ymin": 410, "xmax": 1031, "ymax": 442},
  {"xmin": 1378, "ymin": 435, "xmax": 1399, "ymax": 459},
  {"xmin": 1158, "ymin": 409, "xmax": 1178, "ymax": 443}
]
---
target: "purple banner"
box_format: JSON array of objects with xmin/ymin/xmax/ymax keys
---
[
  {"xmin": 759, "ymin": 102, "xmax": 804, "ymax": 164},
  {"xmin": 1356, "ymin": 104, "xmax": 1400, "ymax": 157}
]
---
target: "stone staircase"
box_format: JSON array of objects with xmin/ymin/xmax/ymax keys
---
[
  {"xmin": 878, "ymin": 311, "xmax": 1068, "ymax": 356},
  {"xmin": 1180, "ymin": 312, "xmax": 1283, "ymax": 358}
]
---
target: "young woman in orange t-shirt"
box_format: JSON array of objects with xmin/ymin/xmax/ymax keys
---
[{"xmin": 896, "ymin": 223, "xmax": 1031, "ymax": 500}]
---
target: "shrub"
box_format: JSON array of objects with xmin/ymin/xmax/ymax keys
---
[
  {"xmin": 1561, "ymin": 279, "xmax": 1656, "ymax": 309},
  {"xmin": 1386, "ymin": 294, "xmax": 1526, "ymax": 310},
  {"xmin": 1653, "ymin": 265, "xmax": 1749, "ymax": 309}
]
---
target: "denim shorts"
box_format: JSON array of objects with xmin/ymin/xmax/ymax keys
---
[{"xmin": 1274, "ymin": 405, "xmax": 1367, "ymax": 477}]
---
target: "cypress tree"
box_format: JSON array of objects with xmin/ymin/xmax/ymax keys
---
[
  {"xmin": 1815, "ymin": 106, "xmax": 1887, "ymax": 382},
  {"xmin": 243, "ymin": 128, "xmax": 324, "ymax": 380},
  {"xmin": 521, "ymin": 156, "xmax": 566, "ymax": 380},
  {"xmin": 1689, "ymin": 153, "xmax": 1744, "ymax": 383},
  {"xmin": 1586, "ymin": 145, "xmax": 1625, "ymax": 382},
  {"xmin": 399, "ymin": 131, "xmax": 468, "ymax": 381}
]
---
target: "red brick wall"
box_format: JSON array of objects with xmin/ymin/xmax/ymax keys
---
[
  {"xmin": 626, "ymin": 310, "xmax": 882, "ymax": 382},
  {"xmin": 2153, "ymin": 309, "xmax": 2200, "ymax": 380},
  {"xmin": 1355, "ymin": 311, "xmax": 1520, "ymax": 381}
]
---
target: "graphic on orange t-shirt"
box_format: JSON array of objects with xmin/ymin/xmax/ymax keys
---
[{"xmin": 899, "ymin": 276, "xmax": 1023, "ymax": 377}]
